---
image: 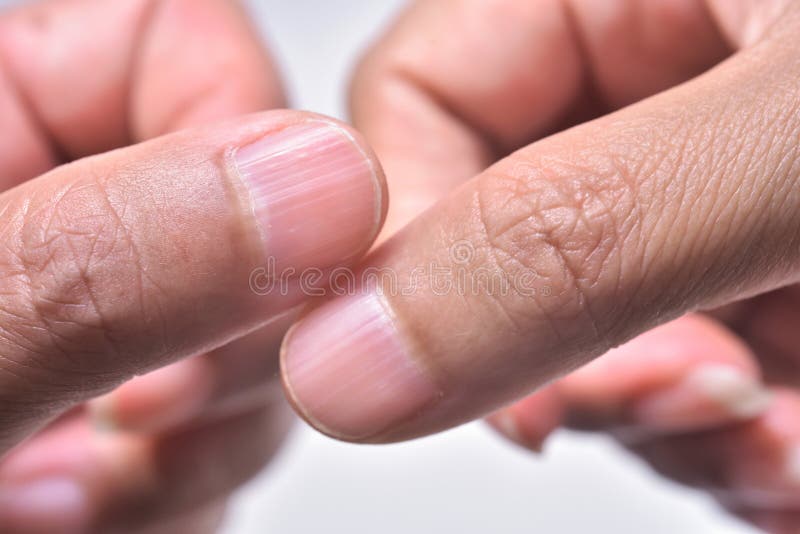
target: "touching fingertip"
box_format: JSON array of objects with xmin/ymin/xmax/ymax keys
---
[
  {"xmin": 234, "ymin": 121, "xmax": 384, "ymax": 272},
  {"xmin": 281, "ymin": 291, "xmax": 440, "ymax": 441}
]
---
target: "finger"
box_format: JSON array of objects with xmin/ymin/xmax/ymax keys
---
[
  {"xmin": 561, "ymin": 315, "xmax": 769, "ymax": 432},
  {"xmin": 490, "ymin": 315, "xmax": 770, "ymax": 451},
  {"xmin": 0, "ymin": 111, "xmax": 385, "ymax": 453},
  {"xmin": 0, "ymin": 401, "xmax": 289, "ymax": 532},
  {"xmin": 351, "ymin": 0, "xmax": 734, "ymax": 235},
  {"xmin": 630, "ymin": 389, "xmax": 800, "ymax": 511},
  {"xmin": 0, "ymin": 0, "xmax": 282, "ymax": 187},
  {"xmin": 90, "ymin": 310, "xmax": 296, "ymax": 433},
  {"xmin": 282, "ymin": 5, "xmax": 800, "ymax": 442}
]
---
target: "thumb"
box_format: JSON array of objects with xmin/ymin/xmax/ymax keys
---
[
  {"xmin": 0, "ymin": 110, "xmax": 385, "ymax": 453},
  {"xmin": 281, "ymin": 6, "xmax": 800, "ymax": 442}
]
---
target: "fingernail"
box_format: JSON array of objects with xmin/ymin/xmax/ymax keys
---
[
  {"xmin": 281, "ymin": 292, "xmax": 440, "ymax": 440},
  {"xmin": 0, "ymin": 478, "xmax": 90, "ymax": 534},
  {"xmin": 235, "ymin": 121, "xmax": 382, "ymax": 271},
  {"xmin": 634, "ymin": 364, "xmax": 772, "ymax": 431},
  {"xmin": 88, "ymin": 392, "xmax": 118, "ymax": 433}
]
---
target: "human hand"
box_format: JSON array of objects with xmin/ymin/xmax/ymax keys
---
[
  {"xmin": 279, "ymin": 1, "xmax": 800, "ymax": 531},
  {"xmin": 0, "ymin": 1, "xmax": 385, "ymax": 532},
  {"xmin": 487, "ymin": 314, "xmax": 800, "ymax": 533}
]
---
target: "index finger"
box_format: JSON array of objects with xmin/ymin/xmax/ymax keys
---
[{"xmin": 0, "ymin": 111, "xmax": 385, "ymax": 453}]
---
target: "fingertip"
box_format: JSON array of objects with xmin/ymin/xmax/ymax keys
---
[
  {"xmin": 280, "ymin": 291, "xmax": 440, "ymax": 442},
  {"xmin": 487, "ymin": 387, "xmax": 565, "ymax": 453},
  {"xmin": 234, "ymin": 116, "xmax": 387, "ymax": 273}
]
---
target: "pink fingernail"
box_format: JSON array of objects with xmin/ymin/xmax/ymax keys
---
[
  {"xmin": 281, "ymin": 292, "xmax": 440, "ymax": 440},
  {"xmin": 633, "ymin": 364, "xmax": 771, "ymax": 431},
  {"xmin": 0, "ymin": 478, "xmax": 90, "ymax": 534},
  {"xmin": 235, "ymin": 121, "xmax": 382, "ymax": 272}
]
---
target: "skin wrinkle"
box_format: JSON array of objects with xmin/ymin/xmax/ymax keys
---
[
  {"xmin": 8, "ymin": 176, "xmax": 137, "ymax": 389},
  {"xmin": 578, "ymin": 174, "xmax": 630, "ymax": 339},
  {"xmin": 726, "ymin": 137, "xmax": 781, "ymax": 281},
  {"xmin": 475, "ymin": 171, "xmax": 562, "ymax": 341},
  {"xmin": 677, "ymin": 122, "xmax": 730, "ymax": 299},
  {"xmin": 114, "ymin": 178, "xmax": 173, "ymax": 370},
  {"xmin": 59, "ymin": 197, "xmax": 125, "ymax": 377},
  {"xmin": 477, "ymin": 162, "xmax": 629, "ymax": 348},
  {"xmin": 549, "ymin": 164, "xmax": 629, "ymax": 309},
  {"xmin": 680, "ymin": 120, "xmax": 766, "ymax": 305},
  {"xmin": 606, "ymin": 152, "xmax": 651, "ymax": 313},
  {"xmin": 0, "ymin": 287, "xmax": 111, "ymax": 408},
  {"xmin": 0, "ymin": 196, "xmax": 56, "ymax": 386},
  {"xmin": 89, "ymin": 174, "xmax": 165, "ymax": 378},
  {"xmin": 618, "ymin": 72, "xmax": 790, "ymax": 320},
  {"xmin": 720, "ymin": 89, "xmax": 800, "ymax": 293},
  {"xmin": 472, "ymin": 185, "xmax": 530, "ymax": 337},
  {"xmin": 550, "ymin": 170, "xmax": 627, "ymax": 346},
  {"xmin": 531, "ymin": 185, "xmax": 604, "ymax": 339},
  {"xmin": 0, "ymin": 107, "xmax": 282, "ymax": 439},
  {"xmin": 482, "ymin": 70, "xmax": 799, "ymax": 351}
]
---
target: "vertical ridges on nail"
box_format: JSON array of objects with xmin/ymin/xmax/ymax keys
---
[
  {"xmin": 234, "ymin": 122, "xmax": 380, "ymax": 271},
  {"xmin": 283, "ymin": 292, "xmax": 439, "ymax": 440}
]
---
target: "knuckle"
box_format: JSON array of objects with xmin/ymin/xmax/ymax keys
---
[
  {"xmin": 0, "ymin": 170, "xmax": 154, "ymax": 385},
  {"xmin": 472, "ymin": 154, "xmax": 643, "ymax": 342}
]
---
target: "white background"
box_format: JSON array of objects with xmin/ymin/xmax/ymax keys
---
[{"xmin": 0, "ymin": 1, "xmax": 760, "ymax": 533}]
